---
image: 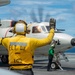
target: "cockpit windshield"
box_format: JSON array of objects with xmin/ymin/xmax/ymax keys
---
[
  {"xmin": 41, "ymin": 26, "xmax": 46, "ymax": 32},
  {"xmin": 32, "ymin": 26, "xmax": 42, "ymax": 33},
  {"xmin": 46, "ymin": 26, "xmax": 50, "ymax": 32},
  {"xmin": 32, "ymin": 26, "xmax": 47, "ymax": 33}
]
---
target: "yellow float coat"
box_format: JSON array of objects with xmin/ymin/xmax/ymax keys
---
[{"xmin": 0, "ymin": 29, "xmax": 54, "ymax": 69}]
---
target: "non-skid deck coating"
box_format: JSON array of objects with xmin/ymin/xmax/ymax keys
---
[{"xmin": 0, "ymin": 53, "xmax": 75, "ymax": 75}]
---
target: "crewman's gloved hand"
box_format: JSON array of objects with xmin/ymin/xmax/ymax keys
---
[{"xmin": 49, "ymin": 18, "xmax": 56, "ymax": 30}]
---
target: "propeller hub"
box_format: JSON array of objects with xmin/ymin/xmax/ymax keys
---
[{"xmin": 71, "ymin": 38, "xmax": 75, "ymax": 46}]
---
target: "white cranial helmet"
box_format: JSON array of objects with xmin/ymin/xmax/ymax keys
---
[
  {"xmin": 51, "ymin": 44, "xmax": 55, "ymax": 48},
  {"xmin": 13, "ymin": 20, "xmax": 27, "ymax": 35}
]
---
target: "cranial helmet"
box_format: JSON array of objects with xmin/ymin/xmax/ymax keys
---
[
  {"xmin": 13, "ymin": 20, "xmax": 27, "ymax": 35},
  {"xmin": 51, "ymin": 44, "xmax": 55, "ymax": 48}
]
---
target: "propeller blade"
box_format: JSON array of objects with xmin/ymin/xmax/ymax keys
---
[
  {"xmin": 44, "ymin": 13, "xmax": 50, "ymax": 22},
  {"xmin": 38, "ymin": 7, "xmax": 43, "ymax": 22},
  {"xmin": 10, "ymin": 8, "xmax": 27, "ymax": 20},
  {"xmin": 30, "ymin": 9, "xmax": 38, "ymax": 22},
  {"xmin": 10, "ymin": 8, "xmax": 20, "ymax": 20}
]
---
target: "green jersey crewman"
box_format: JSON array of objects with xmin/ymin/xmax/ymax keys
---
[{"xmin": 47, "ymin": 44, "xmax": 55, "ymax": 71}]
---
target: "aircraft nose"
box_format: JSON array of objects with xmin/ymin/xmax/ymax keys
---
[{"xmin": 71, "ymin": 38, "xmax": 75, "ymax": 46}]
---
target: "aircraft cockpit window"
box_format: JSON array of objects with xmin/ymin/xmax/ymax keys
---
[
  {"xmin": 32, "ymin": 26, "xmax": 41, "ymax": 33},
  {"xmin": 11, "ymin": 21, "xmax": 17, "ymax": 27},
  {"xmin": 46, "ymin": 26, "xmax": 50, "ymax": 32},
  {"xmin": 41, "ymin": 26, "xmax": 46, "ymax": 32}
]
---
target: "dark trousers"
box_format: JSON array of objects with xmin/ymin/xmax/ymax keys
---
[
  {"xmin": 10, "ymin": 69, "xmax": 34, "ymax": 75},
  {"xmin": 47, "ymin": 55, "xmax": 53, "ymax": 71}
]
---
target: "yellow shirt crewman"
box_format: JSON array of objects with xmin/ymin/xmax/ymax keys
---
[{"xmin": 0, "ymin": 19, "xmax": 55, "ymax": 75}]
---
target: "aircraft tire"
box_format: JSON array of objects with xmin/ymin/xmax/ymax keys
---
[
  {"xmin": 1, "ymin": 55, "xmax": 8, "ymax": 64},
  {"xmin": 51, "ymin": 62, "xmax": 59, "ymax": 69}
]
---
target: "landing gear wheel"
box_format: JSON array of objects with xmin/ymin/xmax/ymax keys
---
[
  {"xmin": 1, "ymin": 55, "xmax": 8, "ymax": 64},
  {"xmin": 51, "ymin": 62, "xmax": 60, "ymax": 69}
]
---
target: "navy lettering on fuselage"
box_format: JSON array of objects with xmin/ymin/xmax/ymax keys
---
[{"xmin": 55, "ymin": 40, "xmax": 61, "ymax": 45}]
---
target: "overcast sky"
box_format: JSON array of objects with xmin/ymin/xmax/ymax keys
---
[{"xmin": 0, "ymin": 0, "xmax": 75, "ymax": 36}]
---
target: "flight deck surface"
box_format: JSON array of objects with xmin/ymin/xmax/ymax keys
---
[{"xmin": 0, "ymin": 53, "xmax": 75, "ymax": 75}]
